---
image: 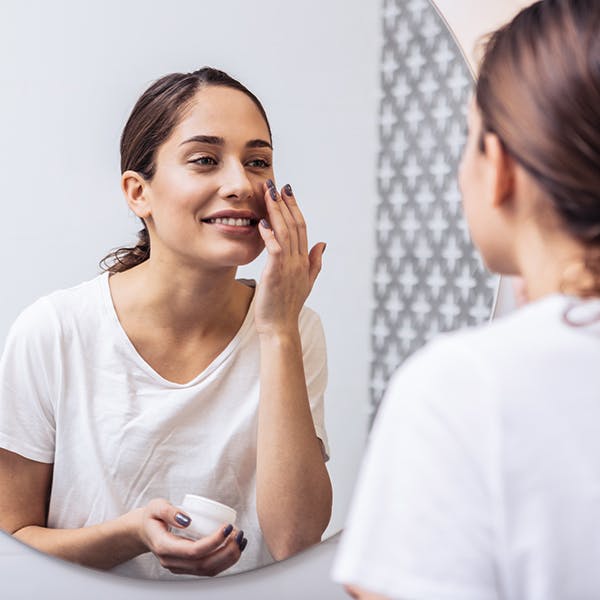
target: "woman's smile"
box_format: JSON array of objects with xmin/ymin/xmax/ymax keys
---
[{"xmin": 201, "ymin": 208, "xmax": 261, "ymax": 236}]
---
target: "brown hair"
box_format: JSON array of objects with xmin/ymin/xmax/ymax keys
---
[
  {"xmin": 100, "ymin": 67, "xmax": 272, "ymax": 273},
  {"xmin": 476, "ymin": 0, "xmax": 600, "ymax": 293}
]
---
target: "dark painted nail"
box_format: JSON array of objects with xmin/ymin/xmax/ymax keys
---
[
  {"xmin": 239, "ymin": 538, "xmax": 248, "ymax": 552},
  {"xmin": 323, "ymin": 243, "xmax": 327, "ymax": 254},
  {"xmin": 260, "ymin": 218, "xmax": 271, "ymax": 229},
  {"xmin": 283, "ymin": 184, "xmax": 293, "ymax": 196},
  {"xmin": 223, "ymin": 524, "xmax": 234, "ymax": 537},
  {"xmin": 266, "ymin": 178, "xmax": 275, "ymax": 189},
  {"xmin": 235, "ymin": 530, "xmax": 244, "ymax": 547},
  {"xmin": 174, "ymin": 512, "xmax": 191, "ymax": 527},
  {"xmin": 269, "ymin": 187, "xmax": 277, "ymax": 200}
]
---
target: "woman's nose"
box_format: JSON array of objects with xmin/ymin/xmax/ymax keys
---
[{"xmin": 219, "ymin": 159, "xmax": 254, "ymax": 201}]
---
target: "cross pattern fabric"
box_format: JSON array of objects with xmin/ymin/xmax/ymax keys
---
[{"xmin": 370, "ymin": 0, "xmax": 499, "ymax": 421}]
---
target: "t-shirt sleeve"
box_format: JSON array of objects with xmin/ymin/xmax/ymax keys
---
[
  {"xmin": 299, "ymin": 307, "xmax": 330, "ymax": 461},
  {"xmin": 331, "ymin": 336, "xmax": 498, "ymax": 600},
  {"xmin": 0, "ymin": 297, "xmax": 58, "ymax": 463}
]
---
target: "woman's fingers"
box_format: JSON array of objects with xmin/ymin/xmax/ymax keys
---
[
  {"xmin": 160, "ymin": 527, "xmax": 247, "ymax": 577},
  {"xmin": 264, "ymin": 180, "xmax": 299, "ymax": 255},
  {"xmin": 167, "ymin": 531, "xmax": 247, "ymax": 576},
  {"xmin": 280, "ymin": 184, "xmax": 309, "ymax": 256},
  {"xmin": 308, "ymin": 242, "xmax": 327, "ymax": 288},
  {"xmin": 258, "ymin": 217, "xmax": 283, "ymax": 261},
  {"xmin": 147, "ymin": 497, "xmax": 190, "ymax": 530}
]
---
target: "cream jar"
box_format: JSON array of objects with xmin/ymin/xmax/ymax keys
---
[{"xmin": 172, "ymin": 494, "xmax": 237, "ymax": 541}]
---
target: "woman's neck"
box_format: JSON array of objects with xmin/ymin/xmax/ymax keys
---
[
  {"xmin": 514, "ymin": 222, "xmax": 594, "ymax": 301},
  {"xmin": 108, "ymin": 259, "xmax": 253, "ymax": 338}
]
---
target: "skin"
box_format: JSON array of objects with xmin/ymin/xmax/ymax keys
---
[
  {"xmin": 0, "ymin": 85, "xmax": 332, "ymax": 575},
  {"xmin": 342, "ymin": 100, "xmax": 595, "ymax": 599}
]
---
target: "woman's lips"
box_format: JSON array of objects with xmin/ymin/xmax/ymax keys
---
[
  {"xmin": 205, "ymin": 217, "xmax": 255, "ymax": 227},
  {"xmin": 201, "ymin": 216, "xmax": 259, "ymax": 236}
]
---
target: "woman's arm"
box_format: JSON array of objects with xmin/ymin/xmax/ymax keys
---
[
  {"xmin": 256, "ymin": 329, "xmax": 332, "ymax": 559},
  {"xmin": 0, "ymin": 448, "xmax": 243, "ymax": 575},
  {"xmin": 254, "ymin": 181, "xmax": 332, "ymax": 560}
]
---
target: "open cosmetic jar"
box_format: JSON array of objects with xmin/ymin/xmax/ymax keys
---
[{"xmin": 172, "ymin": 494, "xmax": 237, "ymax": 541}]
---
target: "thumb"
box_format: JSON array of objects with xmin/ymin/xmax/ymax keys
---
[
  {"xmin": 308, "ymin": 242, "xmax": 327, "ymax": 286},
  {"xmin": 147, "ymin": 498, "xmax": 191, "ymax": 529}
]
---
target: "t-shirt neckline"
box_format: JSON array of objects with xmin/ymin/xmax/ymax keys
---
[{"xmin": 98, "ymin": 272, "xmax": 256, "ymax": 388}]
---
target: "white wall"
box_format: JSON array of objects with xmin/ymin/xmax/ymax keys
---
[
  {"xmin": 0, "ymin": 0, "xmax": 379, "ymax": 538},
  {"xmin": 433, "ymin": 0, "xmax": 533, "ymax": 72}
]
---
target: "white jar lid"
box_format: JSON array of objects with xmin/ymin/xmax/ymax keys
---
[{"xmin": 181, "ymin": 494, "xmax": 237, "ymax": 523}]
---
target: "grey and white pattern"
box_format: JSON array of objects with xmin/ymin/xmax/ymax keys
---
[{"xmin": 370, "ymin": 0, "xmax": 499, "ymax": 419}]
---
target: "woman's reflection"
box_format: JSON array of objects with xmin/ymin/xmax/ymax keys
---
[{"xmin": 0, "ymin": 67, "xmax": 332, "ymax": 579}]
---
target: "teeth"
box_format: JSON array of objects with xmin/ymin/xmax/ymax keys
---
[{"xmin": 210, "ymin": 217, "xmax": 252, "ymax": 226}]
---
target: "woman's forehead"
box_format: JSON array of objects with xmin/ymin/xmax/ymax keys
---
[{"xmin": 174, "ymin": 87, "xmax": 270, "ymax": 142}]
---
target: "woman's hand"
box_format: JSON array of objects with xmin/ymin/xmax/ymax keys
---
[
  {"xmin": 137, "ymin": 498, "xmax": 246, "ymax": 577},
  {"xmin": 255, "ymin": 180, "xmax": 326, "ymax": 337}
]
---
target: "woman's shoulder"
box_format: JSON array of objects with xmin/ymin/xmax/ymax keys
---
[
  {"xmin": 390, "ymin": 294, "xmax": 581, "ymax": 398},
  {"xmin": 297, "ymin": 304, "xmax": 326, "ymax": 348},
  {"xmin": 8, "ymin": 274, "xmax": 107, "ymax": 340},
  {"xmin": 440, "ymin": 293, "xmax": 581, "ymax": 357}
]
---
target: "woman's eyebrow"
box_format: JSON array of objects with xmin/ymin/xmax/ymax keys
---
[
  {"xmin": 246, "ymin": 139, "xmax": 272, "ymax": 150},
  {"xmin": 180, "ymin": 135, "xmax": 224, "ymax": 146},
  {"xmin": 179, "ymin": 135, "xmax": 272, "ymax": 150}
]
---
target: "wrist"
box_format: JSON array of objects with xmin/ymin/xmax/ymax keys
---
[
  {"xmin": 121, "ymin": 507, "xmax": 148, "ymax": 555},
  {"xmin": 257, "ymin": 327, "xmax": 301, "ymax": 347}
]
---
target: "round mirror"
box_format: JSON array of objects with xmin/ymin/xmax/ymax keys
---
[
  {"xmin": 0, "ymin": 0, "xmax": 377, "ymax": 580},
  {"xmin": 0, "ymin": 0, "xmax": 501, "ymax": 592}
]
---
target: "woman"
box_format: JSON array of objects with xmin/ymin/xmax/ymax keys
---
[
  {"xmin": 0, "ymin": 67, "xmax": 332, "ymax": 579},
  {"xmin": 334, "ymin": 1, "xmax": 600, "ymax": 598}
]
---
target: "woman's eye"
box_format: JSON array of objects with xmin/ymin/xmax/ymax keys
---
[
  {"xmin": 190, "ymin": 156, "xmax": 217, "ymax": 166},
  {"xmin": 247, "ymin": 158, "xmax": 271, "ymax": 168}
]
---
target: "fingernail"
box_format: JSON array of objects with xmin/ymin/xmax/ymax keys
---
[
  {"xmin": 239, "ymin": 538, "xmax": 248, "ymax": 552},
  {"xmin": 175, "ymin": 512, "xmax": 191, "ymax": 527},
  {"xmin": 269, "ymin": 187, "xmax": 278, "ymax": 201},
  {"xmin": 266, "ymin": 178, "xmax": 275, "ymax": 189},
  {"xmin": 223, "ymin": 524, "xmax": 234, "ymax": 537},
  {"xmin": 260, "ymin": 218, "xmax": 271, "ymax": 229},
  {"xmin": 323, "ymin": 243, "xmax": 327, "ymax": 254},
  {"xmin": 235, "ymin": 530, "xmax": 244, "ymax": 547},
  {"xmin": 283, "ymin": 183, "xmax": 293, "ymax": 196}
]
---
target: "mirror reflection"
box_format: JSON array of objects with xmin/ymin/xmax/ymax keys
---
[
  {"xmin": 0, "ymin": 66, "xmax": 332, "ymax": 579},
  {"xmin": 0, "ymin": 0, "xmax": 377, "ymax": 581}
]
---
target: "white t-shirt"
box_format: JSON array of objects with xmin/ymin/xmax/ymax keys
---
[
  {"xmin": 333, "ymin": 294, "xmax": 600, "ymax": 600},
  {"xmin": 0, "ymin": 273, "xmax": 329, "ymax": 580}
]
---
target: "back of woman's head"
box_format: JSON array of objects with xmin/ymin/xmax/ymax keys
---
[
  {"xmin": 476, "ymin": 0, "xmax": 600, "ymax": 255},
  {"xmin": 101, "ymin": 67, "xmax": 271, "ymax": 273}
]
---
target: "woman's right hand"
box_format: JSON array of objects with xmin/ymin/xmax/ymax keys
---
[{"xmin": 136, "ymin": 498, "xmax": 246, "ymax": 577}]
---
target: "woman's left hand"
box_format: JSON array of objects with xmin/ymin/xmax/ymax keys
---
[{"xmin": 254, "ymin": 180, "xmax": 326, "ymax": 337}]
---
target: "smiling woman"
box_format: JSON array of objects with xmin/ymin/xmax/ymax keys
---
[
  {"xmin": 0, "ymin": 66, "xmax": 332, "ymax": 580},
  {"xmin": 0, "ymin": 0, "xmax": 378, "ymax": 596}
]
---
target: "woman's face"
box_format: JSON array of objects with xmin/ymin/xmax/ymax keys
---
[
  {"xmin": 458, "ymin": 100, "xmax": 510, "ymax": 273},
  {"xmin": 140, "ymin": 86, "xmax": 273, "ymax": 270},
  {"xmin": 458, "ymin": 101, "xmax": 488, "ymax": 254}
]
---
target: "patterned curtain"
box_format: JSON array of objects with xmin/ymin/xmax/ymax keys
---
[{"xmin": 370, "ymin": 0, "xmax": 499, "ymax": 421}]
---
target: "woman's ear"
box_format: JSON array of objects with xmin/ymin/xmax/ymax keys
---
[
  {"xmin": 121, "ymin": 170, "xmax": 151, "ymax": 218},
  {"xmin": 483, "ymin": 132, "xmax": 516, "ymax": 209}
]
